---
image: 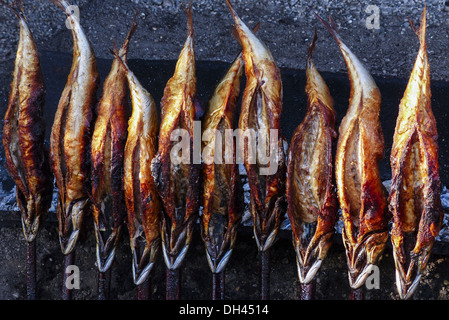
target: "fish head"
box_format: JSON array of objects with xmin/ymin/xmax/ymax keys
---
[
  {"xmin": 343, "ymin": 229, "xmax": 388, "ymax": 289},
  {"xmin": 392, "ymin": 234, "xmax": 434, "ymax": 300},
  {"xmin": 131, "ymin": 237, "xmax": 160, "ymax": 286}
]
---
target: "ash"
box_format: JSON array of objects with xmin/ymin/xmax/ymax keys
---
[{"xmin": 2, "ymin": 163, "xmax": 449, "ymax": 244}]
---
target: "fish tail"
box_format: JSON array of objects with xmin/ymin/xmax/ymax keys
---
[
  {"xmin": 183, "ymin": 1, "xmax": 194, "ymax": 37},
  {"xmin": 307, "ymin": 27, "xmax": 318, "ymax": 67},
  {"xmin": 315, "ymin": 12, "xmax": 344, "ymax": 46},
  {"xmin": 119, "ymin": 11, "xmax": 139, "ymax": 59}
]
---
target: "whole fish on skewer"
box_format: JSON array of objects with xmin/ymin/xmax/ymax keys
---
[
  {"xmin": 225, "ymin": 0, "xmax": 287, "ymax": 299},
  {"xmin": 388, "ymin": 7, "xmax": 443, "ymax": 300},
  {"xmin": 225, "ymin": 0, "xmax": 286, "ymax": 257},
  {"xmin": 201, "ymin": 51, "xmax": 244, "ymax": 278},
  {"xmin": 49, "ymin": 0, "xmax": 99, "ymax": 256},
  {"xmin": 286, "ymin": 30, "xmax": 337, "ymax": 287},
  {"xmin": 2, "ymin": 0, "xmax": 53, "ymax": 245},
  {"xmin": 91, "ymin": 17, "xmax": 137, "ymax": 276},
  {"xmin": 201, "ymin": 22, "xmax": 261, "ymax": 299},
  {"xmin": 112, "ymin": 42, "xmax": 162, "ymax": 287},
  {"xmin": 1, "ymin": 0, "xmax": 53, "ymax": 299},
  {"xmin": 151, "ymin": 3, "xmax": 200, "ymax": 278},
  {"xmin": 317, "ymin": 14, "xmax": 388, "ymax": 290}
]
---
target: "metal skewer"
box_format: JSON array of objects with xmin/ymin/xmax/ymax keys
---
[
  {"xmin": 166, "ymin": 268, "xmax": 181, "ymax": 300},
  {"xmin": 62, "ymin": 251, "xmax": 75, "ymax": 300},
  {"xmin": 260, "ymin": 250, "xmax": 271, "ymax": 300},
  {"xmin": 299, "ymin": 280, "xmax": 316, "ymax": 300},
  {"xmin": 137, "ymin": 278, "xmax": 151, "ymax": 300},
  {"xmin": 26, "ymin": 240, "xmax": 37, "ymax": 300},
  {"xmin": 97, "ymin": 268, "xmax": 111, "ymax": 300},
  {"xmin": 350, "ymin": 287, "xmax": 364, "ymax": 300},
  {"xmin": 212, "ymin": 272, "xmax": 225, "ymax": 300}
]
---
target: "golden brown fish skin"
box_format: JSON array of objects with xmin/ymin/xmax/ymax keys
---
[
  {"xmin": 90, "ymin": 21, "xmax": 137, "ymax": 273},
  {"xmin": 317, "ymin": 14, "xmax": 388, "ymax": 289},
  {"xmin": 201, "ymin": 53, "xmax": 244, "ymax": 273},
  {"xmin": 151, "ymin": 4, "xmax": 200, "ymax": 271},
  {"xmin": 388, "ymin": 8, "xmax": 443, "ymax": 300},
  {"xmin": 49, "ymin": 0, "xmax": 99, "ymax": 255},
  {"xmin": 225, "ymin": 0, "xmax": 286, "ymax": 252},
  {"xmin": 112, "ymin": 40, "xmax": 161, "ymax": 285},
  {"xmin": 2, "ymin": 2, "xmax": 53, "ymax": 243},
  {"xmin": 286, "ymin": 31, "xmax": 337, "ymax": 284}
]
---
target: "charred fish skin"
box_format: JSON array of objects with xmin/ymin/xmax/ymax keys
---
[
  {"xmin": 2, "ymin": 1, "xmax": 53, "ymax": 243},
  {"xmin": 317, "ymin": 15, "xmax": 388, "ymax": 289},
  {"xmin": 225, "ymin": 0, "xmax": 287, "ymax": 253},
  {"xmin": 112, "ymin": 41, "xmax": 161, "ymax": 286},
  {"xmin": 201, "ymin": 52, "xmax": 244, "ymax": 274},
  {"xmin": 151, "ymin": 3, "xmax": 200, "ymax": 271},
  {"xmin": 286, "ymin": 30, "xmax": 337, "ymax": 285},
  {"xmin": 49, "ymin": 0, "xmax": 99, "ymax": 255},
  {"xmin": 389, "ymin": 7, "xmax": 443, "ymax": 300},
  {"xmin": 90, "ymin": 20, "xmax": 137, "ymax": 273}
]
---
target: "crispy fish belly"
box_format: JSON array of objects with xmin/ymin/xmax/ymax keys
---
[
  {"xmin": 91, "ymin": 21, "xmax": 137, "ymax": 273},
  {"xmin": 151, "ymin": 4, "xmax": 200, "ymax": 271},
  {"xmin": 201, "ymin": 53, "xmax": 244, "ymax": 274},
  {"xmin": 389, "ymin": 8, "xmax": 443, "ymax": 300},
  {"xmin": 317, "ymin": 15, "xmax": 388, "ymax": 289},
  {"xmin": 49, "ymin": 0, "xmax": 99, "ymax": 255},
  {"xmin": 2, "ymin": 3, "xmax": 53, "ymax": 243},
  {"xmin": 113, "ymin": 46, "xmax": 161, "ymax": 286},
  {"xmin": 225, "ymin": 0, "xmax": 286, "ymax": 252},
  {"xmin": 286, "ymin": 31, "xmax": 337, "ymax": 284}
]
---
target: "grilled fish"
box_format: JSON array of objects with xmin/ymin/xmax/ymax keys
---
[
  {"xmin": 225, "ymin": 0, "xmax": 286, "ymax": 253},
  {"xmin": 91, "ymin": 18, "xmax": 137, "ymax": 273},
  {"xmin": 112, "ymin": 43, "xmax": 161, "ymax": 286},
  {"xmin": 286, "ymin": 30, "xmax": 337, "ymax": 285},
  {"xmin": 2, "ymin": 1, "xmax": 53, "ymax": 243},
  {"xmin": 388, "ymin": 7, "xmax": 443, "ymax": 300},
  {"xmin": 317, "ymin": 14, "xmax": 388, "ymax": 289},
  {"xmin": 151, "ymin": 3, "xmax": 200, "ymax": 271},
  {"xmin": 49, "ymin": 0, "xmax": 99, "ymax": 255},
  {"xmin": 201, "ymin": 52, "xmax": 244, "ymax": 274}
]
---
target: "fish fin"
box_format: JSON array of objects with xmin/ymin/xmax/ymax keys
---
[
  {"xmin": 0, "ymin": 0, "xmax": 22, "ymax": 19},
  {"xmin": 119, "ymin": 10, "xmax": 139, "ymax": 58},
  {"xmin": 12, "ymin": 0, "xmax": 23, "ymax": 12},
  {"xmin": 253, "ymin": 21, "xmax": 261, "ymax": 33},
  {"xmin": 182, "ymin": 1, "xmax": 194, "ymax": 37},
  {"xmin": 50, "ymin": 0, "xmax": 70, "ymax": 12},
  {"xmin": 225, "ymin": 0, "xmax": 237, "ymax": 19},
  {"xmin": 307, "ymin": 27, "xmax": 318, "ymax": 63},
  {"xmin": 408, "ymin": 5, "xmax": 426, "ymax": 45},
  {"xmin": 111, "ymin": 42, "xmax": 131, "ymax": 74},
  {"xmin": 315, "ymin": 12, "xmax": 343, "ymax": 45},
  {"xmin": 231, "ymin": 25, "xmax": 242, "ymax": 47}
]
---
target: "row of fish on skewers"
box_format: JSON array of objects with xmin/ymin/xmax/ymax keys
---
[
  {"xmin": 1, "ymin": 0, "xmax": 442, "ymax": 300},
  {"xmin": 290, "ymin": 7, "xmax": 441, "ymax": 300}
]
